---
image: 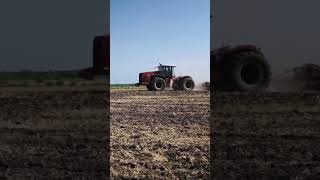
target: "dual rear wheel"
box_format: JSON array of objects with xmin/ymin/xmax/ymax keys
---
[{"xmin": 173, "ymin": 77, "xmax": 195, "ymax": 91}]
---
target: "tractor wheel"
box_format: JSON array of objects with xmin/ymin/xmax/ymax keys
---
[
  {"xmin": 146, "ymin": 84, "xmax": 153, "ymax": 91},
  {"xmin": 233, "ymin": 52, "xmax": 271, "ymax": 92},
  {"xmin": 219, "ymin": 52, "xmax": 271, "ymax": 92},
  {"xmin": 172, "ymin": 79, "xmax": 181, "ymax": 90},
  {"xmin": 180, "ymin": 77, "xmax": 195, "ymax": 91},
  {"xmin": 150, "ymin": 77, "xmax": 165, "ymax": 91}
]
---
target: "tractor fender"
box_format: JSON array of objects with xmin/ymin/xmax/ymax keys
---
[
  {"xmin": 150, "ymin": 74, "xmax": 162, "ymax": 81},
  {"xmin": 212, "ymin": 44, "xmax": 264, "ymax": 61},
  {"xmin": 229, "ymin": 44, "xmax": 261, "ymax": 53},
  {"xmin": 175, "ymin": 75, "xmax": 193, "ymax": 80}
]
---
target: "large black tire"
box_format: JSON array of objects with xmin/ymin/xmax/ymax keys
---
[
  {"xmin": 215, "ymin": 52, "xmax": 271, "ymax": 92},
  {"xmin": 150, "ymin": 77, "xmax": 166, "ymax": 91},
  {"xmin": 146, "ymin": 84, "xmax": 153, "ymax": 91},
  {"xmin": 228, "ymin": 52, "xmax": 271, "ymax": 92},
  {"xmin": 172, "ymin": 80, "xmax": 181, "ymax": 91},
  {"xmin": 234, "ymin": 52, "xmax": 271, "ymax": 91},
  {"xmin": 180, "ymin": 77, "xmax": 195, "ymax": 91}
]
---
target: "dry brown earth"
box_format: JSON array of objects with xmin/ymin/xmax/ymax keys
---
[
  {"xmin": 212, "ymin": 92, "xmax": 320, "ymax": 179},
  {"xmin": 0, "ymin": 90, "xmax": 108, "ymax": 179},
  {"xmin": 111, "ymin": 90, "xmax": 210, "ymax": 179},
  {"xmin": 2, "ymin": 88, "xmax": 319, "ymax": 179}
]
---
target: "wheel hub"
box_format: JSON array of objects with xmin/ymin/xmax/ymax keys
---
[
  {"xmin": 156, "ymin": 82, "xmax": 163, "ymax": 88},
  {"xmin": 241, "ymin": 63, "xmax": 263, "ymax": 85}
]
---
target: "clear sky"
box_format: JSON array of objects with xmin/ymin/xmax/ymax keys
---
[{"xmin": 110, "ymin": 0, "xmax": 210, "ymax": 84}]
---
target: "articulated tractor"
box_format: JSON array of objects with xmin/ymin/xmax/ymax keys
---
[{"xmin": 136, "ymin": 64, "xmax": 195, "ymax": 91}]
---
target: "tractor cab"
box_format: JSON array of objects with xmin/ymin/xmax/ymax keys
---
[{"xmin": 158, "ymin": 64, "xmax": 176, "ymax": 78}]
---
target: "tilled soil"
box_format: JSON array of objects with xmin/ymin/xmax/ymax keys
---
[
  {"xmin": 0, "ymin": 90, "xmax": 109, "ymax": 179},
  {"xmin": 212, "ymin": 92, "xmax": 320, "ymax": 179},
  {"xmin": 111, "ymin": 90, "xmax": 210, "ymax": 179},
  {"xmin": 3, "ymin": 89, "xmax": 318, "ymax": 179}
]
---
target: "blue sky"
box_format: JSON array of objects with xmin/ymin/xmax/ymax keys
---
[{"xmin": 110, "ymin": 0, "xmax": 210, "ymax": 84}]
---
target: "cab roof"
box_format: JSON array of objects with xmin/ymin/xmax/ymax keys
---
[{"xmin": 159, "ymin": 63, "xmax": 176, "ymax": 67}]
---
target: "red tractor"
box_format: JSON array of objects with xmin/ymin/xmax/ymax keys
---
[{"xmin": 136, "ymin": 64, "xmax": 195, "ymax": 91}]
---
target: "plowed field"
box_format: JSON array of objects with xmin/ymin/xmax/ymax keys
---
[
  {"xmin": 0, "ymin": 90, "xmax": 109, "ymax": 179},
  {"xmin": 212, "ymin": 92, "xmax": 320, "ymax": 179},
  {"xmin": 111, "ymin": 90, "xmax": 210, "ymax": 179}
]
